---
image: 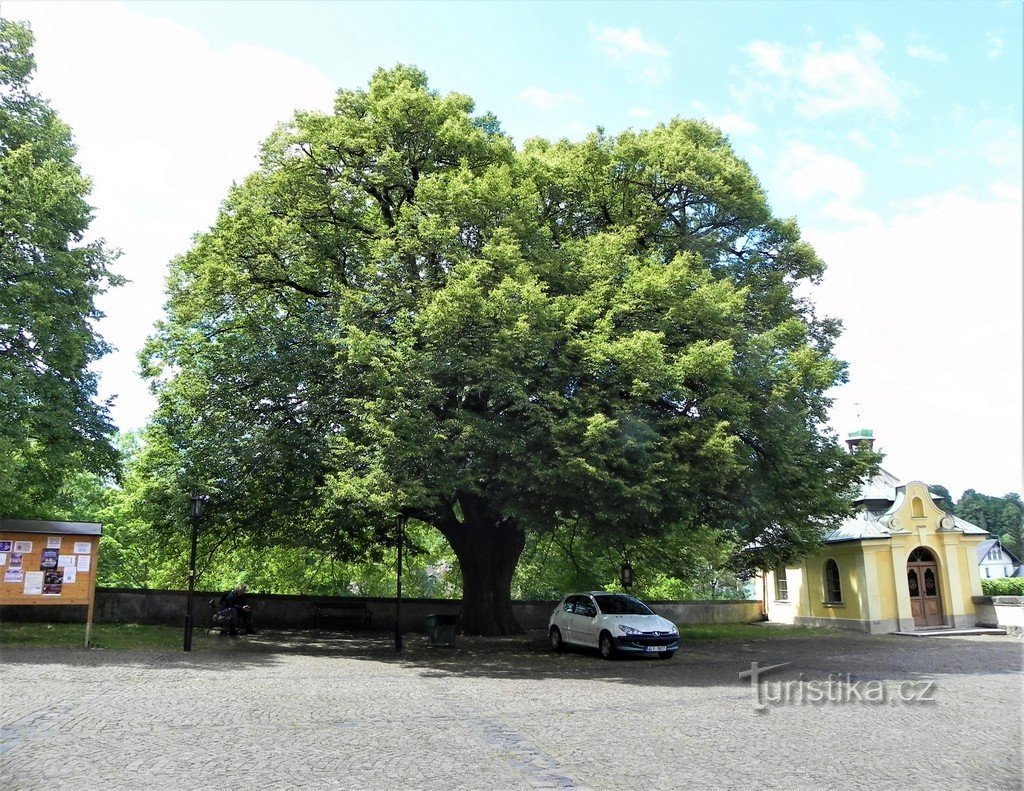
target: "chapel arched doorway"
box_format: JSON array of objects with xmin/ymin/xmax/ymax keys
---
[{"xmin": 907, "ymin": 547, "xmax": 943, "ymax": 628}]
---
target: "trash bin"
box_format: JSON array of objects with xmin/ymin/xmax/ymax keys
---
[{"xmin": 426, "ymin": 613, "xmax": 458, "ymax": 646}]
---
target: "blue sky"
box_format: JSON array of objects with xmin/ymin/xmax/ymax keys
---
[
  {"xmin": 6, "ymin": 1, "xmax": 1022, "ymax": 499},
  {"xmin": 123, "ymin": 0, "xmax": 1020, "ymax": 218}
]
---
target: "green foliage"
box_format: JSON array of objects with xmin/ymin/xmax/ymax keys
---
[
  {"xmin": 956, "ymin": 490, "xmax": 1024, "ymax": 559},
  {"xmin": 512, "ymin": 522, "xmax": 745, "ymax": 600},
  {"xmin": 138, "ymin": 66, "xmax": 873, "ymax": 632},
  {"xmin": 0, "ymin": 20, "xmax": 121, "ymax": 517},
  {"xmin": 41, "ymin": 433, "xmax": 182, "ymax": 589},
  {"xmin": 191, "ymin": 521, "xmax": 462, "ymax": 598},
  {"xmin": 980, "ymin": 578, "xmax": 1024, "ymax": 596},
  {"xmin": 928, "ymin": 484, "xmax": 955, "ymax": 513}
]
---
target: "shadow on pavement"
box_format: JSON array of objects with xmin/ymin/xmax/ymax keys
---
[{"xmin": 2, "ymin": 625, "xmax": 1020, "ymax": 688}]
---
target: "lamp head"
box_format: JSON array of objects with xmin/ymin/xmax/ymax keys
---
[{"xmin": 189, "ymin": 493, "xmax": 207, "ymax": 519}]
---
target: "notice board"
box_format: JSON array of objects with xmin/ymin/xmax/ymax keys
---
[{"xmin": 0, "ymin": 519, "xmax": 101, "ymax": 645}]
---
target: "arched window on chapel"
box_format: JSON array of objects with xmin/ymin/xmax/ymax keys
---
[{"xmin": 824, "ymin": 559, "xmax": 843, "ymax": 604}]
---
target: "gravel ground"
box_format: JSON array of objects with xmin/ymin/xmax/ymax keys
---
[{"xmin": 1, "ymin": 628, "xmax": 1021, "ymax": 790}]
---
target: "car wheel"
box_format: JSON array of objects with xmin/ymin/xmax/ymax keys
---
[
  {"xmin": 657, "ymin": 651, "xmax": 675, "ymax": 660},
  {"xmin": 599, "ymin": 632, "xmax": 616, "ymax": 660},
  {"xmin": 549, "ymin": 626, "xmax": 564, "ymax": 652}
]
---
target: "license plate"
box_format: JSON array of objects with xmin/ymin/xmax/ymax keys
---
[{"xmin": 646, "ymin": 645, "xmax": 666, "ymax": 652}]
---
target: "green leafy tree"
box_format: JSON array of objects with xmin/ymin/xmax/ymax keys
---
[
  {"xmin": 512, "ymin": 522, "xmax": 742, "ymax": 601},
  {"xmin": 956, "ymin": 490, "xmax": 1024, "ymax": 560},
  {"xmin": 999, "ymin": 500, "xmax": 1024, "ymax": 561},
  {"xmin": 142, "ymin": 66, "xmax": 873, "ymax": 634},
  {"xmin": 0, "ymin": 20, "xmax": 121, "ymax": 517},
  {"xmin": 928, "ymin": 484, "xmax": 955, "ymax": 513},
  {"xmin": 34, "ymin": 432, "xmax": 177, "ymax": 589}
]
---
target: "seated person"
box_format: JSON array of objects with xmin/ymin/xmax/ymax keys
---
[{"xmin": 219, "ymin": 583, "xmax": 255, "ymax": 636}]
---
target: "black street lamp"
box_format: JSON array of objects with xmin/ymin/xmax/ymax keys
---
[
  {"xmin": 620, "ymin": 561, "xmax": 635, "ymax": 589},
  {"xmin": 183, "ymin": 493, "xmax": 206, "ymax": 652},
  {"xmin": 395, "ymin": 514, "xmax": 406, "ymax": 653}
]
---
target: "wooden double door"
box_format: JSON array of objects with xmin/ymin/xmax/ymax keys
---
[{"xmin": 907, "ymin": 547, "xmax": 943, "ymax": 628}]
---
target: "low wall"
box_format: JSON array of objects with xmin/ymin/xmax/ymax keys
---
[
  {"xmin": 972, "ymin": 595, "xmax": 1024, "ymax": 636},
  {"xmin": 649, "ymin": 599, "xmax": 763, "ymax": 625},
  {"xmin": 0, "ymin": 588, "xmax": 763, "ymax": 632}
]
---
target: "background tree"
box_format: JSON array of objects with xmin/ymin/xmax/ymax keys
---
[
  {"xmin": 998, "ymin": 500, "xmax": 1024, "ymax": 561},
  {"xmin": 0, "ymin": 20, "xmax": 121, "ymax": 517},
  {"xmin": 142, "ymin": 66, "xmax": 874, "ymax": 634},
  {"xmin": 956, "ymin": 489, "xmax": 1024, "ymax": 559},
  {"xmin": 513, "ymin": 522, "xmax": 744, "ymax": 600},
  {"xmin": 928, "ymin": 484, "xmax": 955, "ymax": 513}
]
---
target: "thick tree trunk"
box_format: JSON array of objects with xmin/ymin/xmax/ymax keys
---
[{"xmin": 438, "ymin": 494, "xmax": 526, "ymax": 635}]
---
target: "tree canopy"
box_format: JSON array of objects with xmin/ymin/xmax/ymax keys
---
[
  {"xmin": 0, "ymin": 20, "xmax": 120, "ymax": 517},
  {"xmin": 955, "ymin": 489, "xmax": 1023, "ymax": 559},
  {"xmin": 142, "ymin": 65, "xmax": 873, "ymax": 633}
]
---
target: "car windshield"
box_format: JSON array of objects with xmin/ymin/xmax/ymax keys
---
[{"xmin": 593, "ymin": 595, "xmax": 654, "ymax": 615}]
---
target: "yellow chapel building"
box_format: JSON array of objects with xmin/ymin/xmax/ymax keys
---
[{"xmin": 760, "ymin": 430, "xmax": 988, "ymax": 634}]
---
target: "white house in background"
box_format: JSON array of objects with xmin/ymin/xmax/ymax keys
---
[{"xmin": 976, "ymin": 539, "xmax": 1021, "ymax": 579}]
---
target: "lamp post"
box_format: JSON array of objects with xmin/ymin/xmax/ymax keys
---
[
  {"xmin": 395, "ymin": 514, "xmax": 406, "ymax": 653},
  {"xmin": 620, "ymin": 561, "xmax": 634, "ymax": 590},
  {"xmin": 183, "ymin": 493, "xmax": 206, "ymax": 652}
]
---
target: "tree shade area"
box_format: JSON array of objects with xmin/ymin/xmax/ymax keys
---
[
  {"xmin": 134, "ymin": 65, "xmax": 874, "ymax": 634},
  {"xmin": 0, "ymin": 21, "xmax": 121, "ymax": 517}
]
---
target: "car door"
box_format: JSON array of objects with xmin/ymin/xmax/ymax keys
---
[
  {"xmin": 561, "ymin": 595, "xmax": 583, "ymax": 645},
  {"xmin": 571, "ymin": 595, "xmax": 600, "ymax": 647}
]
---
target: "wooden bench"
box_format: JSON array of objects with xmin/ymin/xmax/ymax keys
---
[{"xmin": 313, "ymin": 599, "xmax": 372, "ymax": 631}]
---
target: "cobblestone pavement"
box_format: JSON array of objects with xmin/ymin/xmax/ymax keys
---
[{"xmin": 1, "ymin": 628, "xmax": 1021, "ymax": 790}]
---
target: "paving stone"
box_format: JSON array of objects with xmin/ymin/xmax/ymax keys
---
[{"xmin": 0, "ymin": 630, "xmax": 1020, "ymax": 789}]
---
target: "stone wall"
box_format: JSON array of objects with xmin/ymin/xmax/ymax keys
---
[
  {"xmin": 972, "ymin": 595, "xmax": 1024, "ymax": 636},
  {"xmin": 1, "ymin": 588, "xmax": 763, "ymax": 632}
]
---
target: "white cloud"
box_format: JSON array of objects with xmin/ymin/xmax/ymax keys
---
[
  {"xmin": 777, "ymin": 143, "xmax": 865, "ymax": 202},
  {"xmin": 707, "ymin": 112, "xmax": 758, "ymax": 136},
  {"xmin": 594, "ymin": 26, "xmax": 670, "ymax": 60},
  {"xmin": 807, "ymin": 188, "xmax": 1023, "ymax": 498},
  {"xmin": 979, "ymin": 126, "xmax": 1023, "ymax": 168},
  {"xmin": 927, "ymin": 117, "xmax": 1022, "ymax": 177},
  {"xmin": 846, "ymin": 129, "xmax": 873, "ymax": 149},
  {"xmin": 744, "ymin": 41, "xmax": 786, "ymax": 75},
  {"xmin": 592, "ymin": 26, "xmax": 670, "ymax": 82},
  {"xmin": 986, "ymin": 31, "xmax": 1005, "ymax": 58},
  {"xmin": 627, "ymin": 107, "xmax": 654, "ymax": 118},
  {"xmin": 906, "ymin": 43, "xmax": 948, "ymax": 63},
  {"xmin": 798, "ymin": 43, "xmax": 900, "ymax": 117},
  {"xmin": 774, "ymin": 143, "xmax": 878, "ymax": 225},
  {"xmin": 989, "ymin": 181, "xmax": 1021, "ymax": 202},
  {"xmin": 854, "ymin": 30, "xmax": 884, "ymax": 53},
  {"xmin": 688, "ymin": 101, "xmax": 758, "ymax": 137},
  {"xmin": 740, "ymin": 34, "xmax": 901, "ymax": 118},
  {"xmin": 518, "ymin": 86, "xmax": 583, "ymax": 111},
  {"xmin": 7, "ymin": 0, "xmax": 337, "ymax": 431},
  {"xmin": 639, "ymin": 65, "xmax": 667, "ymax": 84}
]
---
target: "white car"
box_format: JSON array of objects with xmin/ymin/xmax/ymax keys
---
[{"xmin": 548, "ymin": 592, "xmax": 679, "ymax": 659}]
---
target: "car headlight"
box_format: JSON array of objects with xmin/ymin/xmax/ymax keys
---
[{"xmin": 618, "ymin": 625, "xmax": 642, "ymax": 635}]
